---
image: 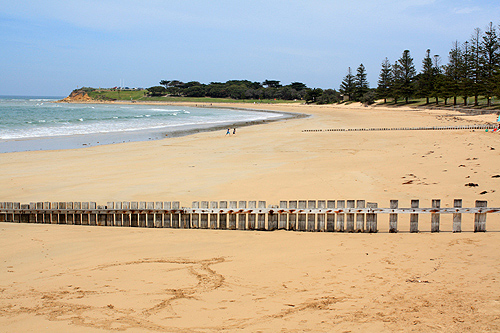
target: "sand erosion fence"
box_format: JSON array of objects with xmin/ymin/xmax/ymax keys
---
[
  {"xmin": 1, "ymin": 199, "xmax": 499, "ymax": 233},
  {"xmin": 302, "ymin": 124, "xmax": 496, "ymax": 132}
]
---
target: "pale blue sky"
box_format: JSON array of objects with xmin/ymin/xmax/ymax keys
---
[{"xmin": 1, "ymin": 0, "xmax": 499, "ymax": 96}]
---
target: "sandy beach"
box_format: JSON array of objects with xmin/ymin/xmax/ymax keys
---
[{"xmin": 1, "ymin": 102, "xmax": 500, "ymax": 331}]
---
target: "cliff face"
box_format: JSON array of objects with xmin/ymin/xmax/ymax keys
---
[{"xmin": 60, "ymin": 90, "xmax": 93, "ymax": 102}]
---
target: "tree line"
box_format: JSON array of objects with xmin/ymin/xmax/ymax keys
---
[
  {"xmin": 340, "ymin": 21, "xmax": 500, "ymax": 106},
  {"xmin": 149, "ymin": 21, "xmax": 500, "ymax": 107},
  {"xmin": 147, "ymin": 80, "xmax": 341, "ymax": 104}
]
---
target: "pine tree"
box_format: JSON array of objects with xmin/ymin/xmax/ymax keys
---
[
  {"xmin": 391, "ymin": 61, "xmax": 401, "ymax": 104},
  {"xmin": 339, "ymin": 67, "xmax": 355, "ymax": 101},
  {"xmin": 444, "ymin": 41, "xmax": 463, "ymax": 105},
  {"xmin": 479, "ymin": 22, "xmax": 500, "ymax": 106},
  {"xmin": 436, "ymin": 70, "xmax": 452, "ymax": 105},
  {"xmin": 376, "ymin": 58, "xmax": 392, "ymax": 103},
  {"xmin": 418, "ymin": 49, "xmax": 434, "ymax": 104},
  {"xmin": 460, "ymin": 41, "xmax": 474, "ymax": 105},
  {"xmin": 393, "ymin": 50, "xmax": 416, "ymax": 104},
  {"xmin": 354, "ymin": 64, "xmax": 369, "ymax": 101},
  {"xmin": 470, "ymin": 28, "xmax": 483, "ymax": 106},
  {"xmin": 432, "ymin": 54, "xmax": 442, "ymax": 104}
]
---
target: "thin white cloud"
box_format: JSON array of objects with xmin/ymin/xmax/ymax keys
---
[
  {"xmin": 453, "ymin": 6, "xmax": 482, "ymax": 14},
  {"xmin": 400, "ymin": 0, "xmax": 436, "ymax": 6}
]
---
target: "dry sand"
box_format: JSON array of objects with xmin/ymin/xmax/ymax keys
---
[{"xmin": 1, "ymin": 102, "xmax": 500, "ymax": 332}]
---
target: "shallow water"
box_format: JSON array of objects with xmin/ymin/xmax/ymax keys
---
[{"xmin": 0, "ymin": 96, "xmax": 283, "ymax": 152}]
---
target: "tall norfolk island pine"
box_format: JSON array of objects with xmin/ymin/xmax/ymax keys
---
[
  {"xmin": 480, "ymin": 22, "xmax": 500, "ymax": 106},
  {"xmin": 339, "ymin": 67, "xmax": 355, "ymax": 101},
  {"xmin": 340, "ymin": 64, "xmax": 369, "ymax": 102},
  {"xmin": 376, "ymin": 58, "xmax": 392, "ymax": 103},
  {"xmin": 470, "ymin": 28, "xmax": 483, "ymax": 106},
  {"xmin": 355, "ymin": 64, "xmax": 370, "ymax": 101},
  {"xmin": 443, "ymin": 42, "xmax": 462, "ymax": 105},
  {"xmin": 393, "ymin": 50, "xmax": 416, "ymax": 104},
  {"xmin": 417, "ymin": 49, "xmax": 435, "ymax": 104}
]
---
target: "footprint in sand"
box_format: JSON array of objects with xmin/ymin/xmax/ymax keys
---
[{"xmin": 0, "ymin": 257, "xmax": 226, "ymax": 331}]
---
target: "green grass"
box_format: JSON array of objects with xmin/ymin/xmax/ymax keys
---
[
  {"xmin": 376, "ymin": 96, "xmax": 500, "ymax": 110},
  {"xmin": 86, "ymin": 90, "xmax": 302, "ymax": 104},
  {"xmin": 88, "ymin": 90, "xmax": 146, "ymax": 101},
  {"xmin": 139, "ymin": 96, "xmax": 300, "ymax": 104}
]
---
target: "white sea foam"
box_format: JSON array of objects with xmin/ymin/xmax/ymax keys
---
[
  {"xmin": 0, "ymin": 98, "xmax": 285, "ymax": 142},
  {"xmin": 149, "ymin": 108, "xmax": 179, "ymax": 111}
]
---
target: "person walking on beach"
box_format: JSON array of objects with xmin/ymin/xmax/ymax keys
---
[
  {"xmin": 226, "ymin": 128, "xmax": 231, "ymax": 135},
  {"xmin": 233, "ymin": 128, "xmax": 236, "ymax": 135}
]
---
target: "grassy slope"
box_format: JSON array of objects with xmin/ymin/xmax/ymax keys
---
[
  {"xmin": 376, "ymin": 96, "xmax": 500, "ymax": 110},
  {"xmin": 87, "ymin": 90, "xmax": 301, "ymax": 104}
]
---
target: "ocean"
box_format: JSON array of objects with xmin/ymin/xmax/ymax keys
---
[{"xmin": 0, "ymin": 96, "xmax": 286, "ymax": 153}]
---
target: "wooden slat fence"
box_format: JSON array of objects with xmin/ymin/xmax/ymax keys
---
[
  {"xmin": 303, "ymin": 124, "xmax": 496, "ymax": 132},
  {"xmin": 0, "ymin": 199, "xmax": 499, "ymax": 233}
]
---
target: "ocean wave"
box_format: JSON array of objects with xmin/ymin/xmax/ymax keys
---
[
  {"xmin": 0, "ymin": 100, "xmax": 286, "ymax": 141},
  {"xmin": 148, "ymin": 108, "xmax": 183, "ymax": 112}
]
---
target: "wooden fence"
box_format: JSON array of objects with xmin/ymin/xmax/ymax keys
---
[
  {"xmin": 1, "ymin": 199, "xmax": 499, "ymax": 233},
  {"xmin": 302, "ymin": 124, "xmax": 496, "ymax": 132}
]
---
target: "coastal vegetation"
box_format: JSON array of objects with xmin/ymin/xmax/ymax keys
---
[
  {"xmin": 343, "ymin": 21, "xmax": 500, "ymax": 108},
  {"xmin": 149, "ymin": 80, "xmax": 341, "ymax": 104},
  {"xmin": 72, "ymin": 21, "xmax": 500, "ymax": 109},
  {"xmin": 81, "ymin": 80, "xmax": 340, "ymax": 105},
  {"xmin": 85, "ymin": 88, "xmax": 303, "ymax": 104}
]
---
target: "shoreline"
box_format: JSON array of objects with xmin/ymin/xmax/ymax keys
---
[
  {"xmin": 1, "ymin": 102, "xmax": 498, "ymax": 203},
  {"xmin": 1, "ymin": 101, "xmax": 307, "ymax": 153}
]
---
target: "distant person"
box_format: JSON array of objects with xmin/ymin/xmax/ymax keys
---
[
  {"xmin": 226, "ymin": 129, "xmax": 231, "ymax": 136},
  {"xmin": 497, "ymin": 113, "xmax": 500, "ymax": 130},
  {"xmin": 233, "ymin": 128, "xmax": 236, "ymax": 135}
]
